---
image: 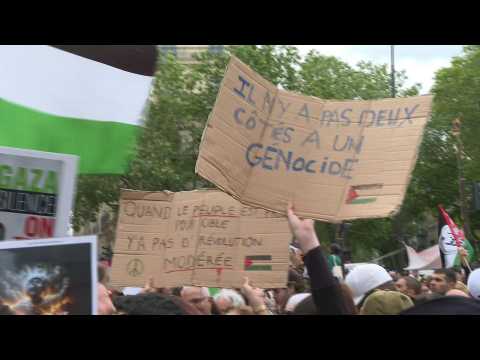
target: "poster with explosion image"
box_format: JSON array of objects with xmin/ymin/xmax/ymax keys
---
[{"xmin": 0, "ymin": 236, "xmax": 97, "ymax": 315}]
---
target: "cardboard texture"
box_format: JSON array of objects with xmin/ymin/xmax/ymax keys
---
[
  {"xmin": 195, "ymin": 56, "xmax": 433, "ymax": 222},
  {"xmin": 110, "ymin": 189, "xmax": 290, "ymax": 289}
]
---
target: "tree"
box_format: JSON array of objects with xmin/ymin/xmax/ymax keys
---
[
  {"xmin": 405, "ymin": 45, "xmax": 480, "ymax": 248},
  {"xmin": 297, "ymin": 50, "xmax": 420, "ymax": 100}
]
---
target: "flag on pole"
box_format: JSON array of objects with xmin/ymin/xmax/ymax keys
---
[
  {"xmin": 0, "ymin": 45, "xmax": 157, "ymax": 174},
  {"xmin": 438, "ymin": 205, "xmax": 475, "ymax": 268}
]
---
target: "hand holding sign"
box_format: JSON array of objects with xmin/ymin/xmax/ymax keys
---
[
  {"xmin": 241, "ymin": 277, "xmax": 266, "ymax": 312},
  {"xmin": 287, "ymin": 203, "xmax": 320, "ymax": 255},
  {"xmin": 142, "ymin": 277, "xmax": 156, "ymax": 293}
]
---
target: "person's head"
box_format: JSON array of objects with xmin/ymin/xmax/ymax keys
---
[
  {"xmin": 289, "ymin": 245, "xmax": 304, "ymax": 270},
  {"xmin": 340, "ymin": 283, "xmax": 358, "ymax": 315},
  {"xmin": 98, "ymin": 283, "xmax": 116, "ymax": 315},
  {"xmin": 113, "ymin": 293, "xmax": 200, "ymax": 315},
  {"xmin": 454, "ymin": 281, "xmax": 469, "ymax": 295},
  {"xmin": 272, "ymin": 269, "xmax": 305, "ymax": 312},
  {"xmin": 330, "ymin": 243, "xmax": 342, "ymax": 256},
  {"xmin": 467, "ymin": 268, "xmax": 480, "ymax": 300},
  {"xmin": 98, "ymin": 263, "xmax": 109, "ymax": 286},
  {"xmin": 360, "ymin": 290, "xmax": 414, "ymax": 315},
  {"xmin": 293, "ymin": 284, "xmax": 357, "ymax": 315},
  {"xmin": 430, "ymin": 269, "xmax": 457, "ymax": 295},
  {"xmin": 421, "ymin": 283, "xmax": 430, "ymax": 294},
  {"xmin": 414, "ymin": 292, "xmax": 442, "ymax": 306},
  {"xmin": 180, "ymin": 286, "xmax": 212, "ymax": 315},
  {"xmin": 171, "ymin": 287, "xmax": 183, "ymax": 297},
  {"xmin": 454, "ymin": 268, "xmax": 466, "ymax": 283},
  {"xmin": 263, "ymin": 290, "xmax": 277, "ymax": 313},
  {"xmin": 389, "ymin": 271, "xmax": 400, "ymax": 282},
  {"xmin": 345, "ymin": 264, "xmax": 394, "ymax": 307},
  {"xmin": 225, "ymin": 305, "xmax": 254, "ymax": 315},
  {"xmin": 291, "ymin": 294, "xmax": 315, "ymax": 314},
  {"xmin": 446, "ymin": 289, "xmax": 469, "ymax": 298},
  {"xmin": 213, "ymin": 289, "xmax": 246, "ymax": 314},
  {"xmin": 284, "ymin": 293, "xmax": 311, "ymax": 314},
  {"xmin": 395, "ymin": 276, "xmax": 422, "ymax": 300}
]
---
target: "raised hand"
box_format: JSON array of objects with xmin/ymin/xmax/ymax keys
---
[{"xmin": 286, "ymin": 203, "xmax": 320, "ymax": 254}]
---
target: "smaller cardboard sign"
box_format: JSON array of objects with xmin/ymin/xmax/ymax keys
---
[
  {"xmin": 0, "ymin": 236, "xmax": 98, "ymax": 315},
  {"xmin": 110, "ymin": 189, "xmax": 291, "ymax": 289}
]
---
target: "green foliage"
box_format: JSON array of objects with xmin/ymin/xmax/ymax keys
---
[
  {"xmin": 405, "ymin": 45, "xmax": 480, "ymax": 250},
  {"xmin": 297, "ymin": 51, "xmax": 420, "ymax": 100}
]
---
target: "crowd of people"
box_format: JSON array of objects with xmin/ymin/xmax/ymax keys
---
[{"xmin": 93, "ymin": 205, "xmax": 480, "ymax": 315}]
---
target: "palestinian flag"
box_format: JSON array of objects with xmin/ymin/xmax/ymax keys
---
[
  {"xmin": 438, "ymin": 205, "xmax": 475, "ymax": 268},
  {"xmin": 0, "ymin": 45, "xmax": 157, "ymax": 174},
  {"xmin": 244, "ymin": 255, "xmax": 272, "ymax": 271}
]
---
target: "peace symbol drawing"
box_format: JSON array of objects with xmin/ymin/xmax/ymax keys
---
[{"xmin": 127, "ymin": 259, "xmax": 144, "ymax": 277}]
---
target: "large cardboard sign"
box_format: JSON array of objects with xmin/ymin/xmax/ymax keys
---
[
  {"xmin": 0, "ymin": 147, "xmax": 77, "ymax": 240},
  {"xmin": 196, "ymin": 56, "xmax": 433, "ymax": 222},
  {"xmin": 110, "ymin": 190, "xmax": 291, "ymax": 289},
  {"xmin": 0, "ymin": 236, "xmax": 97, "ymax": 315}
]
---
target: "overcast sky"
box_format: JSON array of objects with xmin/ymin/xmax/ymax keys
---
[{"xmin": 295, "ymin": 45, "xmax": 464, "ymax": 95}]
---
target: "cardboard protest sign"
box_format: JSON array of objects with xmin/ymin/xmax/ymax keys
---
[
  {"xmin": 110, "ymin": 189, "xmax": 290, "ymax": 289},
  {"xmin": 0, "ymin": 147, "xmax": 77, "ymax": 240},
  {"xmin": 0, "ymin": 236, "xmax": 97, "ymax": 315},
  {"xmin": 195, "ymin": 56, "xmax": 433, "ymax": 222}
]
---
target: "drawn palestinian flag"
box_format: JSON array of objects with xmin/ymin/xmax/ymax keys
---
[
  {"xmin": 0, "ymin": 45, "xmax": 157, "ymax": 174},
  {"xmin": 438, "ymin": 205, "xmax": 475, "ymax": 268},
  {"xmin": 244, "ymin": 255, "xmax": 272, "ymax": 271},
  {"xmin": 345, "ymin": 185, "xmax": 380, "ymax": 204}
]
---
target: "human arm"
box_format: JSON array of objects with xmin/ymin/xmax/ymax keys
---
[
  {"xmin": 458, "ymin": 247, "xmax": 472, "ymax": 280},
  {"xmin": 241, "ymin": 277, "xmax": 271, "ymax": 315},
  {"xmin": 286, "ymin": 204, "xmax": 350, "ymax": 315}
]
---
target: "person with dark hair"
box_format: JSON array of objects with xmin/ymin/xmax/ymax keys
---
[
  {"xmin": 395, "ymin": 276, "xmax": 422, "ymax": 303},
  {"xmin": 271, "ymin": 268, "xmax": 305, "ymax": 314},
  {"xmin": 113, "ymin": 292, "xmax": 201, "ymax": 315},
  {"xmin": 327, "ymin": 243, "xmax": 345, "ymax": 280},
  {"xmin": 401, "ymin": 295, "xmax": 480, "ymax": 315},
  {"xmin": 293, "ymin": 283, "xmax": 357, "ymax": 315},
  {"xmin": 340, "ymin": 282, "xmax": 359, "ymax": 315},
  {"xmin": 430, "ymin": 269, "xmax": 457, "ymax": 295},
  {"xmin": 414, "ymin": 292, "xmax": 442, "ymax": 306},
  {"xmin": 171, "ymin": 287, "xmax": 183, "ymax": 297}
]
